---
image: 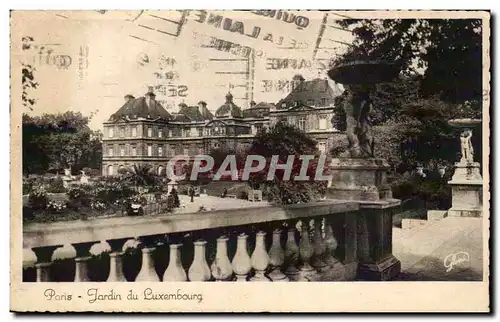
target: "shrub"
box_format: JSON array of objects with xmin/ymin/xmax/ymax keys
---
[
  {"xmin": 390, "ymin": 173, "xmax": 452, "ymax": 210},
  {"xmin": 46, "ymin": 200, "xmax": 67, "ymax": 213},
  {"xmin": 47, "ymin": 177, "xmax": 66, "ymax": 193},
  {"xmin": 178, "ymin": 186, "xmax": 189, "ymax": 195},
  {"xmin": 28, "ymin": 187, "xmax": 49, "ymax": 210},
  {"xmin": 67, "ymin": 187, "xmax": 91, "ymax": 206},
  {"xmin": 237, "ymin": 191, "xmax": 248, "ymax": 200}
]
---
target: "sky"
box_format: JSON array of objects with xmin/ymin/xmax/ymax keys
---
[{"xmin": 12, "ymin": 10, "xmax": 354, "ymax": 130}]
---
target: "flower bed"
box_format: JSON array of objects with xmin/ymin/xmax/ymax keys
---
[{"xmin": 23, "ymin": 179, "xmax": 178, "ymax": 224}]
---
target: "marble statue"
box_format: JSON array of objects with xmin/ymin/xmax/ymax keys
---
[
  {"xmin": 460, "ymin": 129, "xmax": 474, "ymax": 163},
  {"xmin": 80, "ymin": 170, "xmax": 89, "ymax": 184},
  {"xmin": 337, "ymin": 84, "xmax": 375, "ymax": 158}
]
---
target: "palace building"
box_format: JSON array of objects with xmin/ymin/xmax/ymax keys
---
[{"xmin": 101, "ymin": 75, "xmax": 343, "ymax": 176}]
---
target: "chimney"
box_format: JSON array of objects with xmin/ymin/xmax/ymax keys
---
[
  {"xmin": 292, "ymin": 74, "xmax": 305, "ymax": 91},
  {"xmin": 124, "ymin": 94, "xmax": 135, "ymax": 103},
  {"xmin": 198, "ymin": 101, "xmax": 207, "ymax": 115},
  {"xmin": 145, "ymin": 86, "xmax": 155, "ymax": 108}
]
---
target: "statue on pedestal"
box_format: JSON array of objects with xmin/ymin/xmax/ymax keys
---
[{"xmin": 460, "ymin": 129, "xmax": 474, "ymax": 163}]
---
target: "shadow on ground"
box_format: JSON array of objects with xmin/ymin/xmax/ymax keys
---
[{"xmin": 393, "ymin": 253, "xmax": 483, "ymax": 281}]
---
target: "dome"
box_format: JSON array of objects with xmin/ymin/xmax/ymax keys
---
[{"xmin": 215, "ymin": 92, "xmax": 243, "ymax": 118}]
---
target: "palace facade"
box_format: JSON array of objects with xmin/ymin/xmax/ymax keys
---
[{"xmin": 102, "ymin": 75, "xmax": 343, "ymax": 176}]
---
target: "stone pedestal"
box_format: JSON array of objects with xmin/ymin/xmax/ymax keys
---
[
  {"xmin": 356, "ymin": 200, "xmax": 402, "ymax": 281},
  {"xmin": 448, "ymin": 162, "xmax": 483, "ymax": 218},
  {"xmin": 326, "ymin": 158, "xmax": 401, "ymax": 280},
  {"xmin": 326, "ymin": 158, "xmax": 392, "ymax": 201}
]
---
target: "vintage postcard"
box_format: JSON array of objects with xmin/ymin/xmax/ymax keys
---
[{"xmin": 10, "ymin": 10, "xmax": 490, "ymax": 312}]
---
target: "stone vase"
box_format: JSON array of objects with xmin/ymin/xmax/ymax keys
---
[
  {"xmin": 211, "ymin": 236, "xmax": 233, "ymax": 281},
  {"xmin": 188, "ymin": 240, "xmax": 211, "ymax": 281},
  {"xmin": 250, "ymin": 231, "xmax": 271, "ymax": 281},
  {"xmin": 232, "ymin": 234, "xmax": 251, "ymax": 281},
  {"xmin": 163, "ymin": 244, "xmax": 187, "ymax": 281},
  {"xmin": 135, "ymin": 247, "xmax": 159, "ymax": 282}
]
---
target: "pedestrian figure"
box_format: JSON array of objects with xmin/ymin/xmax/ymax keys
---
[{"xmin": 189, "ymin": 186, "xmax": 195, "ymax": 202}]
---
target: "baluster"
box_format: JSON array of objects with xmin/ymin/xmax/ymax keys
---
[
  {"xmin": 250, "ymin": 231, "xmax": 271, "ymax": 281},
  {"xmin": 163, "ymin": 243, "xmax": 187, "ymax": 281},
  {"xmin": 298, "ymin": 220, "xmax": 320, "ymax": 281},
  {"xmin": 135, "ymin": 236, "xmax": 162, "ymax": 282},
  {"xmin": 106, "ymin": 238, "xmax": 129, "ymax": 282},
  {"xmin": 311, "ymin": 219, "xmax": 328, "ymax": 273},
  {"xmin": 268, "ymin": 228, "xmax": 289, "ymax": 282},
  {"xmin": 32, "ymin": 246, "xmax": 59, "ymax": 282},
  {"xmin": 232, "ymin": 233, "xmax": 251, "ymax": 281},
  {"xmin": 189, "ymin": 240, "xmax": 211, "ymax": 281},
  {"xmin": 324, "ymin": 217, "xmax": 340, "ymax": 267},
  {"xmin": 283, "ymin": 225, "xmax": 300, "ymax": 280},
  {"xmin": 211, "ymin": 236, "xmax": 233, "ymax": 281},
  {"xmin": 323, "ymin": 216, "xmax": 346, "ymax": 281},
  {"xmin": 135, "ymin": 248, "xmax": 159, "ymax": 281},
  {"xmin": 72, "ymin": 242, "xmax": 96, "ymax": 282}
]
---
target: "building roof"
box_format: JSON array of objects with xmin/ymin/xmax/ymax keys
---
[
  {"xmin": 170, "ymin": 113, "xmax": 192, "ymax": 122},
  {"xmin": 179, "ymin": 105, "xmax": 214, "ymax": 121},
  {"xmin": 243, "ymin": 102, "xmax": 273, "ymax": 118},
  {"xmin": 215, "ymin": 92, "xmax": 243, "ymax": 118},
  {"xmin": 276, "ymin": 78, "xmax": 343, "ymax": 109},
  {"xmin": 109, "ymin": 96, "xmax": 172, "ymax": 121}
]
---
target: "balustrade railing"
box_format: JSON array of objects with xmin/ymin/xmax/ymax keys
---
[{"xmin": 23, "ymin": 199, "xmax": 400, "ymax": 282}]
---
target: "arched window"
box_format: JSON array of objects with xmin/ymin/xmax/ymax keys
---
[
  {"xmin": 158, "ymin": 165, "xmax": 164, "ymax": 176},
  {"xmin": 107, "ymin": 165, "xmax": 114, "ymax": 176}
]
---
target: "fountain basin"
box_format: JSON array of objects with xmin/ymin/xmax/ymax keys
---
[
  {"xmin": 448, "ymin": 118, "xmax": 482, "ymax": 128},
  {"xmin": 327, "ymin": 60, "xmax": 401, "ymax": 84}
]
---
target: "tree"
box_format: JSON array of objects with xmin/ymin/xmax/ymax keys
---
[
  {"xmin": 22, "ymin": 112, "xmax": 102, "ymax": 174},
  {"xmin": 330, "ymin": 19, "xmax": 483, "ymax": 170},
  {"xmin": 332, "ymin": 19, "xmax": 483, "ymax": 104},
  {"xmin": 119, "ymin": 164, "xmax": 162, "ymax": 188},
  {"xmin": 247, "ymin": 122, "xmax": 327, "ymax": 204}
]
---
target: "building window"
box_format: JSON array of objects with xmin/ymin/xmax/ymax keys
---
[
  {"xmin": 147, "ymin": 127, "xmax": 153, "ymax": 137},
  {"xmin": 256, "ymin": 124, "xmax": 263, "ymax": 134},
  {"xmin": 168, "ymin": 146, "xmax": 175, "ymax": 157},
  {"xmin": 319, "ymin": 115, "xmax": 327, "ymax": 130},
  {"xmin": 281, "ymin": 102, "xmax": 287, "ymax": 108},
  {"xmin": 119, "ymin": 127, "xmax": 125, "ymax": 137},
  {"xmin": 147, "ymin": 144, "xmax": 152, "ymax": 156},
  {"xmin": 298, "ymin": 117, "xmax": 306, "ymax": 131},
  {"xmin": 131, "ymin": 126, "xmax": 137, "ymax": 137},
  {"xmin": 120, "ymin": 145, "xmax": 125, "ymax": 157},
  {"xmin": 318, "ymin": 142, "xmax": 327, "ymax": 153},
  {"xmin": 131, "ymin": 145, "xmax": 137, "ymax": 156},
  {"xmin": 197, "ymin": 146, "xmax": 204, "ymax": 155},
  {"xmin": 183, "ymin": 128, "xmax": 190, "ymax": 137},
  {"xmin": 107, "ymin": 165, "xmax": 114, "ymax": 176},
  {"xmin": 198, "ymin": 127, "xmax": 204, "ymax": 137},
  {"xmin": 108, "ymin": 146, "xmax": 114, "ymax": 157},
  {"xmin": 158, "ymin": 129, "xmax": 163, "ymax": 138},
  {"xmin": 108, "ymin": 127, "xmax": 114, "ymax": 138},
  {"xmin": 320, "ymin": 98, "xmax": 327, "ymax": 106},
  {"xmin": 158, "ymin": 166, "xmax": 164, "ymax": 176},
  {"xmin": 158, "ymin": 146, "xmax": 163, "ymax": 157},
  {"xmin": 183, "ymin": 148, "xmax": 189, "ymax": 156},
  {"xmin": 307, "ymin": 99, "xmax": 314, "ymax": 106}
]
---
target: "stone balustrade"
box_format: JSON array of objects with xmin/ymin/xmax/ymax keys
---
[{"xmin": 23, "ymin": 199, "xmax": 402, "ymax": 282}]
